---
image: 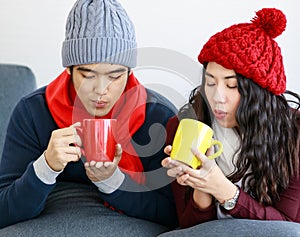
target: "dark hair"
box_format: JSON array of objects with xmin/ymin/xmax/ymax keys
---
[
  {"xmin": 178, "ymin": 68, "xmax": 300, "ymax": 205},
  {"xmin": 232, "ymin": 75, "xmax": 299, "ymax": 205}
]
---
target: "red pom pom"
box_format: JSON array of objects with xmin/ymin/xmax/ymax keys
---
[{"xmin": 251, "ymin": 8, "xmax": 286, "ymax": 38}]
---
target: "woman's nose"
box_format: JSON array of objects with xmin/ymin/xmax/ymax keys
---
[{"xmin": 213, "ymin": 86, "xmax": 226, "ymax": 103}]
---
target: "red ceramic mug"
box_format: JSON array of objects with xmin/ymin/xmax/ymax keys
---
[{"xmin": 77, "ymin": 119, "xmax": 117, "ymax": 162}]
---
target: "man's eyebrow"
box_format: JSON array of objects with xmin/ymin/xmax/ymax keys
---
[
  {"xmin": 76, "ymin": 66, "xmax": 97, "ymax": 73},
  {"xmin": 105, "ymin": 68, "xmax": 128, "ymax": 74},
  {"xmin": 76, "ymin": 66, "xmax": 127, "ymax": 75}
]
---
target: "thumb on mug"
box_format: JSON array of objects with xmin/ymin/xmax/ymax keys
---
[
  {"xmin": 71, "ymin": 122, "xmax": 81, "ymax": 127},
  {"xmin": 113, "ymin": 144, "xmax": 122, "ymax": 165},
  {"xmin": 191, "ymin": 147, "xmax": 207, "ymax": 164}
]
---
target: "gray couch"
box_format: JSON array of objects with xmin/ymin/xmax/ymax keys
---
[
  {"xmin": 157, "ymin": 219, "xmax": 300, "ymax": 237},
  {"xmin": 0, "ymin": 182, "xmax": 168, "ymax": 237},
  {"xmin": 1, "ymin": 64, "xmax": 300, "ymax": 237},
  {"xmin": 0, "ymin": 64, "xmax": 37, "ymax": 159},
  {"xmin": 0, "ymin": 64, "xmax": 169, "ymax": 237}
]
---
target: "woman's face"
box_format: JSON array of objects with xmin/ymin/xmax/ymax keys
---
[
  {"xmin": 70, "ymin": 63, "xmax": 129, "ymax": 117},
  {"xmin": 204, "ymin": 62, "xmax": 240, "ymax": 128}
]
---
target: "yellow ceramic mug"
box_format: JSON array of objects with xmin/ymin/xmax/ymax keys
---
[{"xmin": 170, "ymin": 119, "xmax": 223, "ymax": 169}]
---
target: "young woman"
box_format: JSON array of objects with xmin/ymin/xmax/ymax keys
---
[{"xmin": 160, "ymin": 7, "xmax": 300, "ymax": 236}]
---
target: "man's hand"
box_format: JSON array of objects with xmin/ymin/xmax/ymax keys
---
[
  {"xmin": 84, "ymin": 144, "xmax": 122, "ymax": 182},
  {"xmin": 45, "ymin": 122, "xmax": 82, "ymax": 172}
]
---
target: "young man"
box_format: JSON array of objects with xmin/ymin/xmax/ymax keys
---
[{"xmin": 0, "ymin": 0, "xmax": 178, "ymax": 232}]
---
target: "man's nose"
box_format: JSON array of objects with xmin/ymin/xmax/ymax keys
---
[{"xmin": 94, "ymin": 78, "xmax": 111, "ymax": 95}]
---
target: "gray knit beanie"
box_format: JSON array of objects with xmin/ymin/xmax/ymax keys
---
[{"xmin": 62, "ymin": 0, "xmax": 137, "ymax": 68}]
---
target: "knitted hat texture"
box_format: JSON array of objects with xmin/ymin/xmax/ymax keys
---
[
  {"xmin": 62, "ymin": 0, "xmax": 137, "ymax": 68},
  {"xmin": 198, "ymin": 8, "xmax": 287, "ymax": 95}
]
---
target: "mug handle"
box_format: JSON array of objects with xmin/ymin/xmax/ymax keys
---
[
  {"xmin": 207, "ymin": 139, "xmax": 223, "ymax": 159},
  {"xmin": 74, "ymin": 126, "xmax": 86, "ymax": 161}
]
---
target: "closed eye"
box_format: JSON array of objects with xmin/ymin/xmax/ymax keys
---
[
  {"xmin": 82, "ymin": 73, "xmax": 96, "ymax": 79},
  {"xmin": 109, "ymin": 74, "xmax": 123, "ymax": 80},
  {"xmin": 108, "ymin": 72, "xmax": 127, "ymax": 80},
  {"xmin": 206, "ymin": 82, "xmax": 216, "ymax": 87},
  {"xmin": 227, "ymin": 85, "xmax": 238, "ymax": 89}
]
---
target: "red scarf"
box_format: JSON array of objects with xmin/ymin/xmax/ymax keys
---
[{"xmin": 45, "ymin": 70, "xmax": 146, "ymax": 183}]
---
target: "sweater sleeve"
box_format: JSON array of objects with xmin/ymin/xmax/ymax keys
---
[
  {"xmin": 171, "ymin": 181, "xmax": 217, "ymax": 228},
  {"xmin": 0, "ymin": 98, "xmax": 55, "ymax": 228},
  {"xmin": 226, "ymin": 163, "xmax": 300, "ymax": 221},
  {"xmin": 172, "ymin": 163, "xmax": 300, "ymax": 228}
]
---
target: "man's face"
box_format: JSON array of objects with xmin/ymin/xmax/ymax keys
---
[{"xmin": 70, "ymin": 63, "xmax": 129, "ymax": 117}]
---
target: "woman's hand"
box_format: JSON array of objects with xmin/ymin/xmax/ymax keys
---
[
  {"xmin": 161, "ymin": 145, "xmax": 188, "ymax": 181},
  {"xmin": 162, "ymin": 145, "xmax": 237, "ymax": 205},
  {"xmin": 181, "ymin": 148, "xmax": 237, "ymax": 204},
  {"xmin": 161, "ymin": 145, "xmax": 218, "ymax": 186},
  {"xmin": 161, "ymin": 145, "xmax": 213, "ymax": 208},
  {"xmin": 84, "ymin": 144, "xmax": 122, "ymax": 182}
]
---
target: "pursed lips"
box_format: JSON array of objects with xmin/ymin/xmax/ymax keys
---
[
  {"xmin": 214, "ymin": 109, "xmax": 226, "ymax": 119},
  {"xmin": 91, "ymin": 99, "xmax": 107, "ymax": 108}
]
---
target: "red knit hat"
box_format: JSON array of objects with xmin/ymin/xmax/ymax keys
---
[{"xmin": 198, "ymin": 8, "xmax": 287, "ymax": 95}]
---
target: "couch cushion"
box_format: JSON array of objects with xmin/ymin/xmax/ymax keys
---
[
  {"xmin": 0, "ymin": 64, "xmax": 37, "ymax": 159},
  {"xmin": 0, "ymin": 182, "xmax": 169, "ymax": 237}
]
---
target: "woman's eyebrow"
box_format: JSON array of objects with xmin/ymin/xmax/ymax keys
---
[
  {"xmin": 205, "ymin": 71, "xmax": 237, "ymax": 79},
  {"xmin": 205, "ymin": 71, "xmax": 214, "ymax": 78},
  {"xmin": 224, "ymin": 75, "xmax": 238, "ymax": 79}
]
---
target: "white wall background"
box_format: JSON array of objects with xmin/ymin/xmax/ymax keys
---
[{"xmin": 0, "ymin": 0, "xmax": 299, "ymax": 105}]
